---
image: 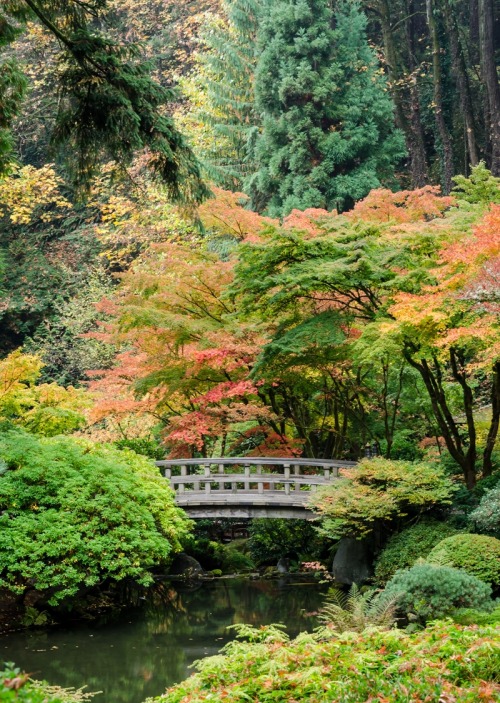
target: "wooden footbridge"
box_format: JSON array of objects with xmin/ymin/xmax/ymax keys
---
[{"xmin": 156, "ymin": 457, "xmax": 355, "ymax": 519}]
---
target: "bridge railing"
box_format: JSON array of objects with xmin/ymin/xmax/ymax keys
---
[{"xmin": 155, "ymin": 457, "xmax": 355, "ymax": 499}]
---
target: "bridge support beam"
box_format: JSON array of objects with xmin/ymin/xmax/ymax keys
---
[{"xmin": 180, "ymin": 505, "xmax": 318, "ymax": 520}]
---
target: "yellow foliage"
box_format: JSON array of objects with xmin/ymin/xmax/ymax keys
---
[
  {"xmin": 0, "ymin": 164, "xmax": 72, "ymax": 225},
  {"xmin": 0, "ymin": 350, "xmax": 91, "ymax": 436}
]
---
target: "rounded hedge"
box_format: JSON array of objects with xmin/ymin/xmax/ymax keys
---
[
  {"xmin": 381, "ymin": 563, "xmax": 493, "ymax": 624},
  {"xmin": 427, "ymin": 533, "xmax": 500, "ymax": 587},
  {"xmin": 374, "ymin": 519, "xmax": 460, "ymax": 585}
]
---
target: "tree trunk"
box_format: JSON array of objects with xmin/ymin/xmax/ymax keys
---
[
  {"xmin": 426, "ymin": 0, "xmax": 454, "ymax": 192},
  {"xmin": 378, "ymin": 0, "xmax": 428, "ymax": 186},
  {"xmin": 443, "ymin": 0, "xmax": 479, "ymax": 168},
  {"xmin": 483, "ymin": 361, "xmax": 500, "ymax": 476},
  {"xmin": 404, "ymin": 349, "xmax": 477, "ymax": 488},
  {"xmin": 405, "ymin": 0, "xmax": 431, "ymax": 186},
  {"xmin": 478, "ymin": 0, "xmax": 500, "ymax": 174}
]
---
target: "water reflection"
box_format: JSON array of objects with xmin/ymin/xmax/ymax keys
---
[{"xmin": 1, "ymin": 578, "xmax": 327, "ymax": 703}]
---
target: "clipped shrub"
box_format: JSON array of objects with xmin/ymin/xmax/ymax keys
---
[
  {"xmin": 470, "ymin": 486, "xmax": 500, "ymax": 537},
  {"xmin": 382, "ymin": 563, "xmax": 493, "ymax": 624},
  {"xmin": 374, "ymin": 519, "xmax": 460, "ymax": 585},
  {"xmin": 148, "ymin": 621, "xmax": 500, "ymax": 703},
  {"xmin": 427, "ymin": 533, "xmax": 500, "ymax": 587}
]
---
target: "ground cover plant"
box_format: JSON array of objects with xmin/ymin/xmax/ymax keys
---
[
  {"xmin": 147, "ymin": 621, "xmax": 500, "ymax": 702},
  {"xmin": 0, "ymin": 664, "xmax": 94, "ymax": 702}
]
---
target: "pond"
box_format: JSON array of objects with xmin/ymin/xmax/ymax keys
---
[{"xmin": 1, "ymin": 578, "xmax": 328, "ymax": 703}]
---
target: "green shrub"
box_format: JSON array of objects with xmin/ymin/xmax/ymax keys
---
[
  {"xmin": 374, "ymin": 519, "xmax": 460, "ymax": 585},
  {"xmin": 311, "ymin": 458, "xmax": 457, "ymax": 540},
  {"xmin": 147, "ymin": 621, "xmax": 500, "ymax": 702},
  {"xmin": 469, "ymin": 486, "xmax": 500, "ymax": 537},
  {"xmin": 220, "ymin": 546, "xmax": 255, "ymax": 574},
  {"xmin": 186, "ymin": 538, "xmax": 225, "ymax": 570},
  {"xmin": 187, "ymin": 539, "xmax": 255, "ymax": 573},
  {"xmin": 427, "ymin": 534, "xmax": 500, "ymax": 587},
  {"xmin": 0, "ymin": 429, "xmax": 191, "ymax": 605},
  {"xmin": 249, "ymin": 519, "xmax": 322, "ymax": 565},
  {"xmin": 453, "ymin": 605, "xmax": 500, "ymax": 626},
  {"xmin": 382, "ymin": 563, "xmax": 493, "ymax": 624}
]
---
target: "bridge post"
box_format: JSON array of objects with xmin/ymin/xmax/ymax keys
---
[
  {"xmin": 217, "ymin": 463, "xmax": 226, "ymax": 492},
  {"xmin": 179, "ymin": 465, "xmax": 187, "ymax": 494},
  {"xmin": 284, "ymin": 464, "xmax": 290, "ymax": 495}
]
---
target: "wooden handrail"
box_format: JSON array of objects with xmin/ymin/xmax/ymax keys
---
[
  {"xmin": 156, "ymin": 456, "xmax": 354, "ymax": 505},
  {"xmin": 156, "ymin": 457, "xmax": 355, "ymax": 468}
]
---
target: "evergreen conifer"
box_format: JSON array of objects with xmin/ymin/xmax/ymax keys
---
[
  {"xmin": 181, "ymin": 0, "xmax": 262, "ymax": 190},
  {"xmin": 246, "ymin": 0, "xmax": 405, "ymax": 216}
]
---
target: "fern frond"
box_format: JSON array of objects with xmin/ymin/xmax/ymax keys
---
[{"xmin": 317, "ymin": 584, "xmax": 397, "ymax": 634}]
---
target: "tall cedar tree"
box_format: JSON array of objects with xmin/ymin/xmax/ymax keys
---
[
  {"xmin": 0, "ymin": 0, "xmax": 209, "ymax": 203},
  {"xmin": 186, "ymin": 0, "xmax": 261, "ymax": 190},
  {"xmin": 246, "ymin": 0, "xmax": 405, "ymax": 216}
]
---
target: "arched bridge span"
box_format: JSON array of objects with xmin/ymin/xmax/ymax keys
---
[{"xmin": 156, "ymin": 457, "xmax": 356, "ymax": 519}]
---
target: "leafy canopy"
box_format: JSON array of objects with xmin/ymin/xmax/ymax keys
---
[
  {"xmin": 0, "ymin": 350, "xmax": 89, "ymax": 436},
  {"xmin": 310, "ymin": 457, "xmax": 457, "ymax": 539}
]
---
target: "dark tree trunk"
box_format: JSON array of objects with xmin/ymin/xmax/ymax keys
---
[
  {"xmin": 426, "ymin": 0, "xmax": 454, "ymax": 192},
  {"xmin": 478, "ymin": 0, "xmax": 500, "ymax": 174},
  {"xmin": 483, "ymin": 361, "xmax": 500, "ymax": 476},
  {"xmin": 404, "ymin": 349, "xmax": 478, "ymax": 488},
  {"xmin": 443, "ymin": 0, "xmax": 479, "ymax": 167},
  {"xmin": 378, "ymin": 0, "xmax": 429, "ymax": 186},
  {"xmin": 405, "ymin": 0, "xmax": 431, "ymax": 186}
]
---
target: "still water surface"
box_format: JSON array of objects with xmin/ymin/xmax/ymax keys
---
[{"xmin": 1, "ymin": 578, "xmax": 327, "ymax": 703}]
